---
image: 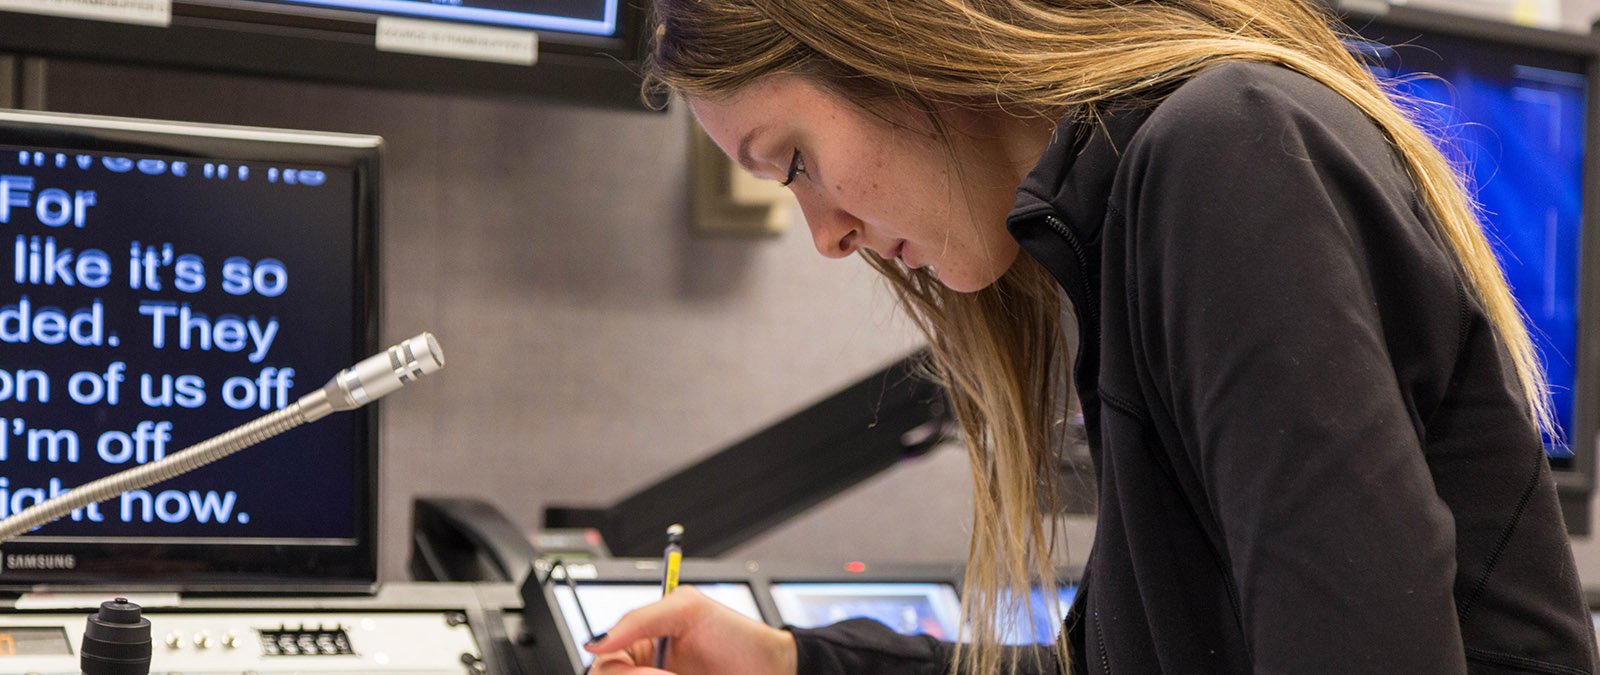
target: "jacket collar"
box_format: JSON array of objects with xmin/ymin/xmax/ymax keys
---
[{"xmin": 1006, "ymin": 105, "xmax": 1157, "ymax": 267}]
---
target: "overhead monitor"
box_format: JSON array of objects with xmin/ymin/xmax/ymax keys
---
[
  {"xmin": 768, "ymin": 582, "xmax": 964, "ymax": 642},
  {"xmin": 1345, "ymin": 6, "xmax": 1600, "ymax": 532},
  {"xmin": 550, "ymin": 582, "xmax": 764, "ymax": 667},
  {"xmin": 0, "ymin": 0, "xmax": 651, "ymax": 106},
  {"xmin": 246, "ymin": 0, "xmax": 621, "ymax": 35},
  {"xmin": 0, "ymin": 109, "xmax": 380, "ymax": 590}
]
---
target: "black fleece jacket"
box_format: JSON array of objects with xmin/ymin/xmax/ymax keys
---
[{"xmin": 789, "ymin": 62, "xmax": 1598, "ymax": 674}]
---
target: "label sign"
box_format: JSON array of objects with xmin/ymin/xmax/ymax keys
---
[
  {"xmin": 0, "ymin": 0, "xmax": 170, "ymax": 26},
  {"xmin": 375, "ymin": 17, "xmax": 538, "ymax": 66}
]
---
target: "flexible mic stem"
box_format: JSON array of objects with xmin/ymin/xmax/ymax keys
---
[{"xmin": 0, "ymin": 333, "xmax": 444, "ymax": 543}]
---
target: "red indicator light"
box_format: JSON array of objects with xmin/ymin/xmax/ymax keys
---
[{"xmin": 845, "ymin": 561, "xmax": 867, "ymax": 574}]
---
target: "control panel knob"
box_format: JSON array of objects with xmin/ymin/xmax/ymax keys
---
[
  {"xmin": 165, "ymin": 630, "xmax": 183, "ymax": 649},
  {"xmin": 222, "ymin": 631, "xmax": 239, "ymax": 649},
  {"xmin": 193, "ymin": 630, "xmax": 210, "ymax": 649},
  {"xmin": 82, "ymin": 598, "xmax": 154, "ymax": 675}
]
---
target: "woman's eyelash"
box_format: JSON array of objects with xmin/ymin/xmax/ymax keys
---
[{"xmin": 780, "ymin": 149, "xmax": 806, "ymax": 187}]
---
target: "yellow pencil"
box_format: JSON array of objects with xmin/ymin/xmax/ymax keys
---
[{"xmin": 654, "ymin": 524, "xmax": 684, "ymax": 669}]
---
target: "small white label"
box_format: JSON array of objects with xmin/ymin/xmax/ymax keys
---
[
  {"xmin": 17, "ymin": 591, "xmax": 180, "ymax": 610},
  {"xmin": 0, "ymin": 0, "xmax": 169, "ymax": 25},
  {"xmin": 375, "ymin": 17, "xmax": 538, "ymax": 66}
]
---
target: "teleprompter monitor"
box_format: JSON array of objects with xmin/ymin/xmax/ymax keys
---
[
  {"xmin": 0, "ymin": 109, "xmax": 380, "ymax": 590},
  {"xmin": 1341, "ymin": 4, "xmax": 1600, "ymax": 532}
]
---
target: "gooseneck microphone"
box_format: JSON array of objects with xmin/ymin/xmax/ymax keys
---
[{"xmin": 0, "ymin": 333, "xmax": 445, "ymax": 542}]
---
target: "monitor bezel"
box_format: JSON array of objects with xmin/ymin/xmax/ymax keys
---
[
  {"xmin": 0, "ymin": 0, "xmax": 654, "ymax": 108},
  {"xmin": 0, "ymin": 109, "xmax": 382, "ymax": 592},
  {"xmin": 1337, "ymin": 3, "xmax": 1600, "ymax": 534}
]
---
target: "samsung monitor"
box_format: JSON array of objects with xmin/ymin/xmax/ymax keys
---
[
  {"xmin": 768, "ymin": 581, "xmax": 964, "ymax": 641},
  {"xmin": 1343, "ymin": 5, "xmax": 1600, "ymax": 532},
  {"xmin": 0, "ymin": 109, "xmax": 380, "ymax": 590}
]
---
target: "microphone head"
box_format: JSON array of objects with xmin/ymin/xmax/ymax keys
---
[
  {"xmin": 400, "ymin": 333, "xmax": 447, "ymax": 377},
  {"xmin": 322, "ymin": 332, "xmax": 445, "ymax": 411}
]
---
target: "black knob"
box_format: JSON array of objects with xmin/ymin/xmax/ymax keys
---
[{"xmin": 81, "ymin": 597, "xmax": 152, "ymax": 675}]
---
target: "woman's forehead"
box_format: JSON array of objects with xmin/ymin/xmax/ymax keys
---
[
  {"xmin": 691, "ymin": 75, "xmax": 829, "ymax": 116},
  {"xmin": 689, "ymin": 77, "xmax": 844, "ymax": 143}
]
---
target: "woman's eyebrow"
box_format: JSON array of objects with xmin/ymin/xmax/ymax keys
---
[{"xmin": 736, "ymin": 124, "xmax": 771, "ymax": 173}]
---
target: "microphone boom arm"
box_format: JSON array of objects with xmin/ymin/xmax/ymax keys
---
[{"xmin": 0, "ymin": 333, "xmax": 445, "ymax": 543}]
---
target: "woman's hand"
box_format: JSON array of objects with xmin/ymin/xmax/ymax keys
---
[{"xmin": 583, "ymin": 586, "xmax": 798, "ymax": 675}]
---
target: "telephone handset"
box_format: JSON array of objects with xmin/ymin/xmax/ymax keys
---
[{"xmin": 409, "ymin": 496, "xmax": 538, "ymax": 584}]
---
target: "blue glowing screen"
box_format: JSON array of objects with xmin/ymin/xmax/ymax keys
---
[
  {"xmin": 1000, "ymin": 585, "xmax": 1077, "ymax": 646},
  {"xmin": 769, "ymin": 582, "xmax": 964, "ymax": 641},
  {"xmin": 254, "ymin": 0, "xmax": 618, "ymax": 35},
  {"xmin": 1356, "ymin": 25, "xmax": 1587, "ymax": 460}
]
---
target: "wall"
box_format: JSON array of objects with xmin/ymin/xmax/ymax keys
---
[{"xmin": 1566, "ymin": 0, "xmax": 1600, "ymax": 30}]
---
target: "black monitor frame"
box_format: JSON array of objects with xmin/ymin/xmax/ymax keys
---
[
  {"xmin": 0, "ymin": 0, "xmax": 654, "ymax": 108},
  {"xmin": 0, "ymin": 109, "xmax": 382, "ymax": 592},
  {"xmin": 1335, "ymin": 2, "xmax": 1600, "ymax": 534}
]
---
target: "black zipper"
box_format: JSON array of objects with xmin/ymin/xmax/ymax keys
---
[
  {"xmin": 1045, "ymin": 212, "xmax": 1106, "ymax": 463},
  {"xmin": 1044, "ymin": 215, "xmax": 1100, "ymax": 333},
  {"xmin": 1046, "ymin": 212, "xmax": 1111, "ymax": 675},
  {"xmin": 1092, "ymin": 610, "xmax": 1110, "ymax": 675},
  {"xmin": 1218, "ymin": 565, "xmax": 1246, "ymax": 661}
]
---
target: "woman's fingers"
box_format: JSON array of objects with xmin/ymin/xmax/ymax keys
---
[
  {"xmin": 582, "ymin": 587, "xmax": 794, "ymax": 675},
  {"xmin": 588, "ymin": 645, "xmax": 673, "ymax": 675},
  {"xmin": 583, "ymin": 587, "xmax": 706, "ymax": 654}
]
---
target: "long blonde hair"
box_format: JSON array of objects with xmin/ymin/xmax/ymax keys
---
[{"xmin": 644, "ymin": 1, "xmax": 1555, "ymax": 672}]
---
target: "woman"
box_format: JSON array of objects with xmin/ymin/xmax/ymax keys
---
[{"xmin": 585, "ymin": 0, "xmax": 1600, "ymax": 673}]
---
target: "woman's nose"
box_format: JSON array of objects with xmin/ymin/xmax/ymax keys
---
[{"xmin": 805, "ymin": 205, "xmax": 862, "ymax": 259}]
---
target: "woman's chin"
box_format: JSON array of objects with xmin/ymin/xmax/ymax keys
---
[
  {"xmin": 936, "ymin": 269, "xmax": 989, "ymax": 294},
  {"xmin": 934, "ymin": 262, "xmax": 1012, "ymax": 294}
]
